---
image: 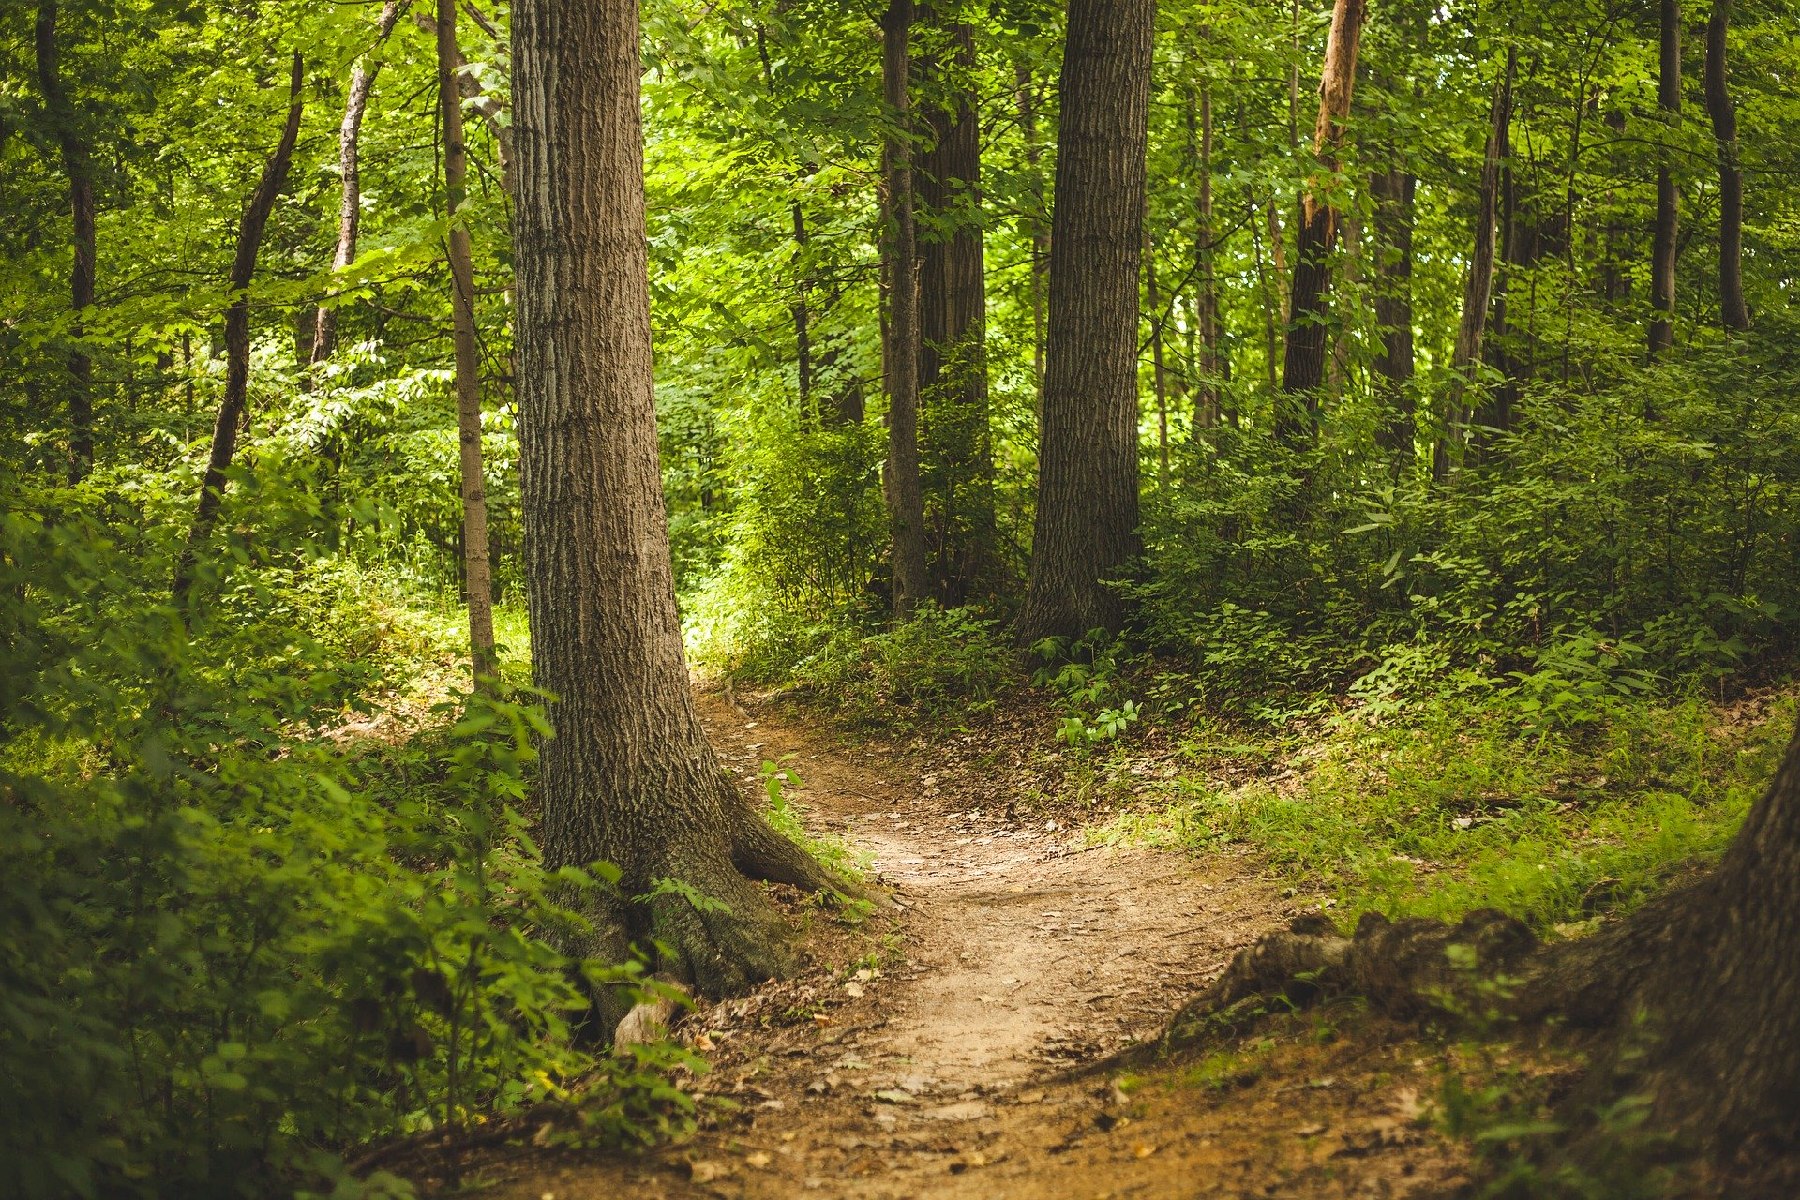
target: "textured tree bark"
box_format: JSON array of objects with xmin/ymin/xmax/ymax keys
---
[
  {"xmin": 1014, "ymin": 0, "xmax": 1152, "ymax": 646},
  {"xmin": 437, "ymin": 0, "xmax": 496, "ymax": 685},
  {"xmin": 1649, "ymin": 0, "xmax": 1681, "ymax": 357},
  {"xmin": 172, "ymin": 54, "xmax": 305, "ymax": 613},
  {"xmin": 1278, "ymin": 0, "xmax": 1367, "ymax": 437},
  {"xmin": 312, "ymin": 0, "xmax": 407, "ymax": 368},
  {"xmin": 1704, "ymin": 0, "xmax": 1750, "ymax": 334},
  {"xmin": 34, "ymin": 0, "xmax": 95, "ymax": 483},
  {"xmin": 1370, "ymin": 165, "xmax": 1415, "ymax": 461},
  {"xmin": 881, "ymin": 0, "xmax": 930, "ymax": 619},
  {"xmin": 1434, "ymin": 51, "xmax": 1513, "ymax": 481},
  {"xmin": 510, "ymin": 0, "xmax": 842, "ymax": 1026},
  {"xmin": 916, "ymin": 13, "xmax": 993, "ymax": 605}
]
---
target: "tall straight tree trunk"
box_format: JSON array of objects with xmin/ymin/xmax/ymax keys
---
[
  {"xmin": 172, "ymin": 55, "xmax": 305, "ymax": 612},
  {"xmin": 1016, "ymin": 60, "xmax": 1050, "ymax": 388},
  {"xmin": 1146, "ymin": 230, "xmax": 1170, "ymax": 483},
  {"xmin": 1278, "ymin": 0, "xmax": 1367, "ymax": 438},
  {"xmin": 1015, "ymin": 0, "xmax": 1153, "ymax": 646},
  {"xmin": 1704, "ymin": 0, "xmax": 1749, "ymax": 333},
  {"xmin": 313, "ymin": 0, "xmax": 407, "ymax": 367},
  {"xmin": 917, "ymin": 14, "xmax": 992, "ymax": 604},
  {"xmin": 34, "ymin": 0, "xmax": 95, "ymax": 483},
  {"xmin": 1649, "ymin": 0, "xmax": 1681, "ymax": 356},
  {"xmin": 1188, "ymin": 80, "xmax": 1223, "ymax": 429},
  {"xmin": 1370, "ymin": 165, "xmax": 1416, "ymax": 461},
  {"xmin": 1249, "ymin": 188, "xmax": 1280, "ymax": 394},
  {"xmin": 510, "ymin": 0, "xmax": 839, "ymax": 1028},
  {"xmin": 881, "ymin": 0, "xmax": 929, "ymax": 618},
  {"xmin": 754, "ymin": 26, "xmax": 814, "ymax": 410},
  {"xmin": 437, "ymin": 0, "xmax": 496, "ymax": 684},
  {"xmin": 1434, "ymin": 50, "xmax": 1514, "ymax": 481}
]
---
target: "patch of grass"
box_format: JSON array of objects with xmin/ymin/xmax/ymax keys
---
[
  {"xmin": 759, "ymin": 759, "xmax": 873, "ymax": 887},
  {"xmin": 1097, "ymin": 690, "xmax": 1792, "ymax": 932}
]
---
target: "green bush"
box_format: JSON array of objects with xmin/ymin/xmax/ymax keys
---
[
  {"xmin": 790, "ymin": 604, "xmax": 1011, "ymax": 726},
  {"xmin": 0, "ymin": 492, "xmax": 692, "ymax": 1199}
]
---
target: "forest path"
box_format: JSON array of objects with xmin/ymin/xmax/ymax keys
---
[{"xmin": 486, "ymin": 692, "xmax": 1465, "ymax": 1200}]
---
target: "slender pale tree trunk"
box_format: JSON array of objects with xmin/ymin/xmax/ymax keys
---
[
  {"xmin": 437, "ymin": 0, "xmax": 496, "ymax": 684},
  {"xmin": 1435, "ymin": 51, "xmax": 1514, "ymax": 481},
  {"xmin": 1016, "ymin": 61, "xmax": 1050, "ymax": 387},
  {"xmin": 882, "ymin": 0, "xmax": 929, "ymax": 618},
  {"xmin": 34, "ymin": 0, "xmax": 95, "ymax": 483},
  {"xmin": 313, "ymin": 0, "xmax": 408, "ymax": 367},
  {"xmin": 1279, "ymin": 0, "xmax": 1367, "ymax": 438},
  {"xmin": 1187, "ymin": 80, "xmax": 1223, "ymax": 429},
  {"xmin": 1249, "ymin": 188, "xmax": 1280, "ymax": 395},
  {"xmin": 1145, "ymin": 229, "xmax": 1169, "ymax": 484},
  {"xmin": 510, "ymin": 0, "xmax": 840, "ymax": 1030},
  {"xmin": 1015, "ymin": 0, "xmax": 1153, "ymax": 645},
  {"xmin": 1649, "ymin": 0, "xmax": 1681, "ymax": 357},
  {"xmin": 1704, "ymin": 0, "xmax": 1749, "ymax": 333},
  {"xmin": 754, "ymin": 27, "xmax": 814, "ymax": 410},
  {"xmin": 172, "ymin": 55, "xmax": 305, "ymax": 612}
]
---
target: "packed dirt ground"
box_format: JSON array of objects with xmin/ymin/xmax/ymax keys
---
[{"xmin": 425, "ymin": 689, "xmax": 1483, "ymax": 1199}]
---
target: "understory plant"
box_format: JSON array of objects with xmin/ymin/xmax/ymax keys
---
[{"xmin": 0, "ymin": 496, "xmax": 695, "ymax": 1199}]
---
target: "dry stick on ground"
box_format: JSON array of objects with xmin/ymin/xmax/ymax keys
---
[
  {"xmin": 171, "ymin": 53, "xmax": 304, "ymax": 614},
  {"xmin": 437, "ymin": 0, "xmax": 497, "ymax": 685},
  {"xmin": 34, "ymin": 0, "xmax": 96, "ymax": 483}
]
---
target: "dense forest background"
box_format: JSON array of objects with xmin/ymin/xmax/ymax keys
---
[{"xmin": 6, "ymin": 0, "xmax": 1800, "ymax": 1194}]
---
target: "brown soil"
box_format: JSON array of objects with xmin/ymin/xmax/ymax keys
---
[{"xmin": 447, "ymin": 692, "xmax": 1474, "ymax": 1200}]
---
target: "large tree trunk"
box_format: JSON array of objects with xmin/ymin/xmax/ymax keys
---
[
  {"xmin": 916, "ymin": 13, "xmax": 993, "ymax": 605},
  {"xmin": 34, "ymin": 0, "xmax": 95, "ymax": 483},
  {"xmin": 171, "ymin": 54, "xmax": 305, "ymax": 613},
  {"xmin": 1014, "ymin": 0, "xmax": 1153, "ymax": 646},
  {"xmin": 437, "ymin": 0, "xmax": 496, "ymax": 685},
  {"xmin": 312, "ymin": 0, "xmax": 407, "ymax": 368},
  {"xmin": 1278, "ymin": 0, "xmax": 1367, "ymax": 438},
  {"xmin": 1433, "ymin": 50, "xmax": 1513, "ymax": 481},
  {"xmin": 1704, "ymin": 0, "xmax": 1750, "ymax": 334},
  {"xmin": 1370, "ymin": 165, "xmax": 1415, "ymax": 462},
  {"xmin": 881, "ymin": 0, "xmax": 930, "ymax": 619},
  {"xmin": 1649, "ymin": 0, "xmax": 1681, "ymax": 357},
  {"xmin": 510, "ymin": 0, "xmax": 839, "ymax": 1026}
]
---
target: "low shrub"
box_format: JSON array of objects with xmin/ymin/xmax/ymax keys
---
[
  {"xmin": 0, "ymin": 500, "xmax": 692, "ymax": 1199},
  {"xmin": 790, "ymin": 604, "xmax": 1012, "ymax": 726}
]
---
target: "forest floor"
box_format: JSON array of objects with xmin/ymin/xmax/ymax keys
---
[{"xmin": 440, "ymin": 689, "xmax": 1484, "ymax": 1200}]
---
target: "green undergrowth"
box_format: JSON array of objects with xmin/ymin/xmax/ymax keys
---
[
  {"xmin": 758, "ymin": 759, "xmax": 874, "ymax": 890},
  {"xmin": 1095, "ymin": 687, "xmax": 1790, "ymax": 933},
  {"xmin": 0, "ymin": 500, "xmax": 699, "ymax": 1199}
]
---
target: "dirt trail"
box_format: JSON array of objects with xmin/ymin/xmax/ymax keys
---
[{"xmin": 482, "ymin": 695, "xmax": 1469, "ymax": 1200}]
